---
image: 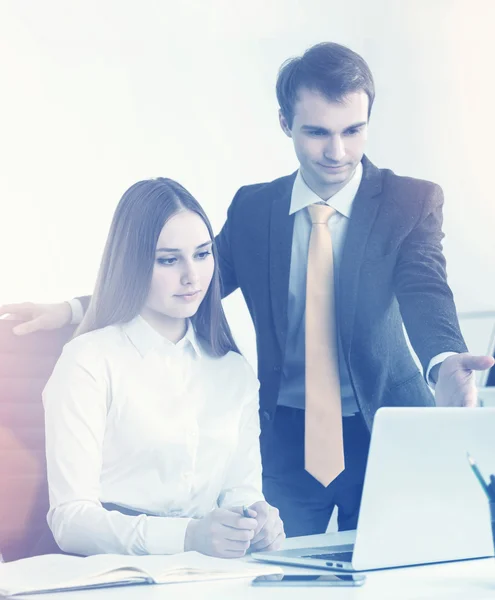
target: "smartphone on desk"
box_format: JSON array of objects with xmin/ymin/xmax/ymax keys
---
[{"xmin": 252, "ymin": 573, "xmax": 366, "ymax": 587}]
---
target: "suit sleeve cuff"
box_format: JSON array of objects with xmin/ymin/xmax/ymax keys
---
[
  {"xmin": 67, "ymin": 298, "xmax": 85, "ymax": 325},
  {"xmin": 143, "ymin": 516, "xmax": 192, "ymax": 555},
  {"xmin": 427, "ymin": 352, "xmax": 459, "ymax": 389}
]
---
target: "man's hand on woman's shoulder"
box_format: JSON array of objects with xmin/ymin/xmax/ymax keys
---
[{"xmin": 0, "ymin": 301, "xmax": 72, "ymax": 335}]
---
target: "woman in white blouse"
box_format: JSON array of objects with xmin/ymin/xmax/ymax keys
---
[{"xmin": 43, "ymin": 178, "xmax": 284, "ymax": 558}]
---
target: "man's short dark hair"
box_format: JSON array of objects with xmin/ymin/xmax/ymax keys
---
[{"xmin": 276, "ymin": 42, "xmax": 375, "ymax": 128}]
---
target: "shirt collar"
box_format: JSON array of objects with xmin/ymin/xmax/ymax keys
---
[
  {"xmin": 289, "ymin": 161, "xmax": 363, "ymax": 218},
  {"xmin": 122, "ymin": 315, "xmax": 202, "ymax": 358}
]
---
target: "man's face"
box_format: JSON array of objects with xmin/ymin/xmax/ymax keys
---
[{"xmin": 280, "ymin": 88, "xmax": 369, "ymax": 199}]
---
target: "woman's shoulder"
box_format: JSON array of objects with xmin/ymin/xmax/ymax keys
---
[{"xmin": 59, "ymin": 324, "xmax": 127, "ymax": 364}]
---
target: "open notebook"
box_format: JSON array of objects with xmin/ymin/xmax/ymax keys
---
[{"xmin": 0, "ymin": 551, "xmax": 283, "ymax": 596}]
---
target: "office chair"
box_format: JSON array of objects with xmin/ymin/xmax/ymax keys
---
[{"xmin": 0, "ymin": 320, "xmax": 74, "ymax": 561}]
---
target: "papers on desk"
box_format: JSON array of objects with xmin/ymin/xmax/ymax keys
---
[{"xmin": 0, "ymin": 551, "xmax": 282, "ymax": 596}]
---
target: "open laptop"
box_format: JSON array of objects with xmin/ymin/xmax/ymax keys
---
[{"xmin": 252, "ymin": 407, "xmax": 495, "ymax": 571}]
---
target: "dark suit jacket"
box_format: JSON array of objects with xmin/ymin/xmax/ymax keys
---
[{"xmin": 214, "ymin": 156, "xmax": 468, "ymax": 437}]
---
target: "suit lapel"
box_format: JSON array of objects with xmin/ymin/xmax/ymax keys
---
[
  {"xmin": 339, "ymin": 156, "xmax": 383, "ymax": 355},
  {"xmin": 269, "ymin": 173, "xmax": 297, "ymax": 354}
]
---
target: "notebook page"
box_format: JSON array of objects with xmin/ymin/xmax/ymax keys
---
[
  {"xmin": 0, "ymin": 552, "xmax": 283, "ymax": 595},
  {"xmin": 0, "ymin": 555, "xmax": 149, "ymax": 596},
  {"xmin": 83, "ymin": 551, "xmax": 282, "ymax": 581},
  {"xmin": 133, "ymin": 552, "xmax": 282, "ymax": 582}
]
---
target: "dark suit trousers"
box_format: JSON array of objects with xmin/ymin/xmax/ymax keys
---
[{"xmin": 261, "ymin": 406, "xmax": 370, "ymax": 538}]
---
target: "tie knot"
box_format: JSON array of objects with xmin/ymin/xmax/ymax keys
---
[{"xmin": 308, "ymin": 203, "xmax": 336, "ymax": 225}]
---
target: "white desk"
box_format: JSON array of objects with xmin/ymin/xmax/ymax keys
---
[{"xmin": 16, "ymin": 531, "xmax": 495, "ymax": 600}]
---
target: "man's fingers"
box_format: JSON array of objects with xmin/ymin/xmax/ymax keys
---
[
  {"xmin": 12, "ymin": 317, "xmax": 45, "ymax": 336},
  {"xmin": 458, "ymin": 353, "xmax": 495, "ymax": 371},
  {"xmin": 0, "ymin": 303, "xmax": 34, "ymax": 319}
]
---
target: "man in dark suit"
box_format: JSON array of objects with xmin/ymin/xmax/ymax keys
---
[{"xmin": 2, "ymin": 42, "xmax": 494, "ymax": 539}]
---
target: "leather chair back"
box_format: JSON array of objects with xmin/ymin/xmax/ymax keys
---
[{"xmin": 0, "ymin": 320, "xmax": 74, "ymax": 561}]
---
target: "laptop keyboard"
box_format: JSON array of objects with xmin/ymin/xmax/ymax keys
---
[{"xmin": 301, "ymin": 551, "xmax": 354, "ymax": 563}]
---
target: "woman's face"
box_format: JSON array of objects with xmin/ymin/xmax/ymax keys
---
[{"xmin": 144, "ymin": 210, "xmax": 214, "ymax": 321}]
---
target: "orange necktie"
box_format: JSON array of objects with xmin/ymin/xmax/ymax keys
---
[{"xmin": 305, "ymin": 203, "xmax": 345, "ymax": 487}]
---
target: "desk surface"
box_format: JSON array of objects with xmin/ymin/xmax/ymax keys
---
[{"xmin": 15, "ymin": 531, "xmax": 495, "ymax": 600}]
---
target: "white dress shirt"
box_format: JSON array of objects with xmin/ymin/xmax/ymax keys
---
[{"xmin": 43, "ymin": 316, "xmax": 264, "ymax": 557}]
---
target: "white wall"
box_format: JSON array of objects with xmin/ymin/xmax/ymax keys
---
[{"xmin": 1, "ymin": 0, "xmax": 494, "ymax": 368}]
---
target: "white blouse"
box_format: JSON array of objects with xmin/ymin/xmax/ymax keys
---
[{"xmin": 43, "ymin": 316, "xmax": 264, "ymax": 556}]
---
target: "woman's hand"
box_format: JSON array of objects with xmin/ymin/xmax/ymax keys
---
[
  {"xmin": 184, "ymin": 507, "xmax": 258, "ymax": 558},
  {"xmin": 245, "ymin": 500, "xmax": 285, "ymax": 552}
]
